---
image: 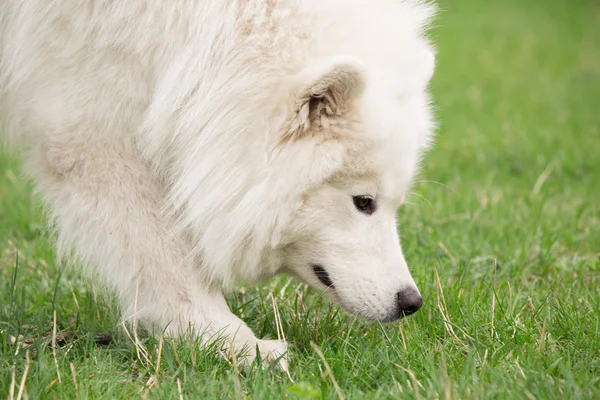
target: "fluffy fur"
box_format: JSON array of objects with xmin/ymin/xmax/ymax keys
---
[{"xmin": 0, "ymin": 0, "xmax": 437, "ymax": 369}]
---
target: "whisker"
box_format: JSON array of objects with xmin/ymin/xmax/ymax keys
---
[
  {"xmin": 413, "ymin": 180, "xmax": 458, "ymax": 195},
  {"xmin": 408, "ymin": 192, "xmax": 434, "ymax": 210}
]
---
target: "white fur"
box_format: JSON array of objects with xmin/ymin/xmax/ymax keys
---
[{"xmin": 0, "ymin": 0, "xmax": 437, "ymax": 368}]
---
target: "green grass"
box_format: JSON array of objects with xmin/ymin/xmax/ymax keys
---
[{"xmin": 1, "ymin": 0, "xmax": 599, "ymax": 398}]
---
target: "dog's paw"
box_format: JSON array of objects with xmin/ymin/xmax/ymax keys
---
[
  {"xmin": 256, "ymin": 339, "xmax": 289, "ymax": 371},
  {"xmin": 236, "ymin": 339, "xmax": 289, "ymax": 372}
]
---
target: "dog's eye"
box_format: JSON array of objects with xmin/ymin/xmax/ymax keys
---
[{"xmin": 352, "ymin": 195, "xmax": 376, "ymax": 215}]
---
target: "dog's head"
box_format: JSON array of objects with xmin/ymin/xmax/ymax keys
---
[{"xmin": 278, "ymin": 52, "xmax": 435, "ymax": 322}]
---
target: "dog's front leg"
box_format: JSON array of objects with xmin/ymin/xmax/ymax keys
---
[
  {"xmin": 29, "ymin": 136, "xmax": 286, "ymax": 369},
  {"xmin": 185, "ymin": 288, "xmax": 289, "ymax": 370}
]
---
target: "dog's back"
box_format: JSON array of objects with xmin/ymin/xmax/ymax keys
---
[{"xmin": 0, "ymin": 0, "xmax": 434, "ymax": 146}]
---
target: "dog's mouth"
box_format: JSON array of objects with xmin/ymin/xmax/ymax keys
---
[{"xmin": 312, "ymin": 264, "xmax": 334, "ymax": 289}]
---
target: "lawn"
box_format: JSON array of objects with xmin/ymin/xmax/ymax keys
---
[{"xmin": 1, "ymin": 0, "xmax": 599, "ymax": 398}]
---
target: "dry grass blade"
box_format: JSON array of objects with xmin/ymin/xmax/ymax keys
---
[
  {"xmin": 9, "ymin": 365, "xmax": 16, "ymax": 400},
  {"xmin": 177, "ymin": 377, "xmax": 184, "ymax": 400},
  {"xmin": 392, "ymin": 363, "xmax": 424, "ymax": 399},
  {"xmin": 70, "ymin": 362, "xmax": 79, "ymax": 400},
  {"xmin": 311, "ymin": 342, "xmax": 344, "ymax": 400},
  {"xmin": 532, "ymin": 159, "xmax": 558, "ymax": 196},
  {"xmin": 16, "ymin": 351, "xmax": 30, "ymax": 400},
  {"xmin": 155, "ymin": 334, "xmax": 164, "ymax": 377},
  {"xmin": 270, "ymin": 292, "xmax": 293, "ymax": 380},
  {"xmin": 434, "ymin": 268, "xmax": 461, "ymax": 343},
  {"xmin": 491, "ymin": 259, "xmax": 497, "ymax": 339},
  {"xmin": 52, "ymin": 310, "xmax": 62, "ymax": 384},
  {"xmin": 122, "ymin": 280, "xmax": 151, "ymax": 366}
]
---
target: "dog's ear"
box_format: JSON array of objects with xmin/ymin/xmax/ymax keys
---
[{"xmin": 283, "ymin": 56, "xmax": 366, "ymax": 143}]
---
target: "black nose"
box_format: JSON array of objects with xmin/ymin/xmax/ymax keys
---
[{"xmin": 396, "ymin": 287, "xmax": 423, "ymax": 317}]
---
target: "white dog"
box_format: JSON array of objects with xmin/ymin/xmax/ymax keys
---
[{"xmin": 0, "ymin": 0, "xmax": 437, "ymax": 369}]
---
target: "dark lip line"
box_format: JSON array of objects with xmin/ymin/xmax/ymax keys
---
[{"xmin": 311, "ymin": 264, "xmax": 335, "ymax": 289}]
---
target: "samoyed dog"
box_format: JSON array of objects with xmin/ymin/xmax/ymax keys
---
[{"xmin": 0, "ymin": 0, "xmax": 437, "ymax": 369}]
